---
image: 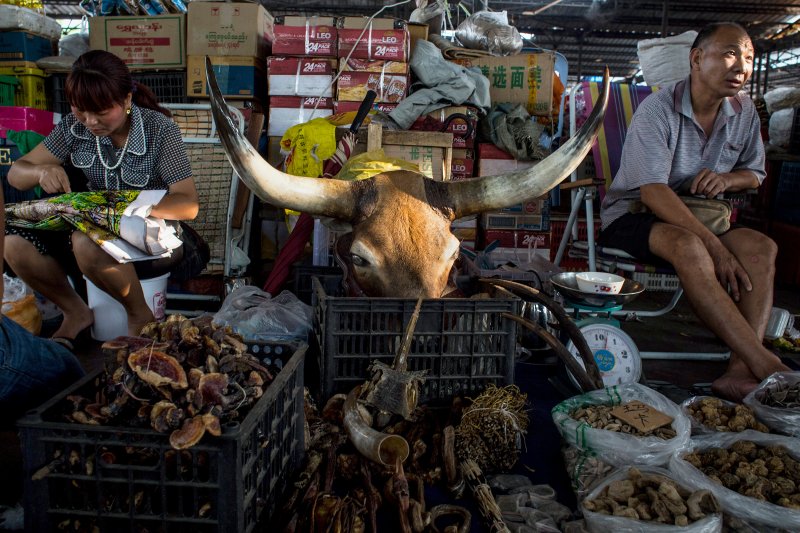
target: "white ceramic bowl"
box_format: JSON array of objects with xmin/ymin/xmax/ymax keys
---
[{"xmin": 575, "ymin": 272, "xmax": 625, "ymax": 295}]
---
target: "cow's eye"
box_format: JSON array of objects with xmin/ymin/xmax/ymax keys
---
[{"xmin": 351, "ymin": 254, "xmax": 368, "ymax": 267}]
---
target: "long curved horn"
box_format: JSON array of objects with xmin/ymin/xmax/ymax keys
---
[
  {"xmin": 447, "ymin": 69, "xmax": 611, "ymax": 218},
  {"xmin": 206, "ymin": 58, "xmax": 357, "ymax": 220},
  {"xmin": 344, "ymin": 385, "xmax": 410, "ymax": 466}
]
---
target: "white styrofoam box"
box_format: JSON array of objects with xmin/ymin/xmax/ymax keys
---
[
  {"xmin": 0, "ymin": 5, "xmax": 61, "ymax": 40},
  {"xmin": 637, "ymin": 30, "xmax": 697, "ymax": 87}
]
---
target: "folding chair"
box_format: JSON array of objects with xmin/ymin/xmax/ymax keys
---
[
  {"xmin": 163, "ymin": 103, "xmax": 254, "ymax": 312},
  {"xmin": 554, "ymin": 81, "xmax": 730, "ymax": 362}
]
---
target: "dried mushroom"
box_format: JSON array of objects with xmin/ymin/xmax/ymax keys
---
[
  {"xmin": 683, "ymin": 441, "xmax": 800, "ymax": 509},
  {"xmin": 686, "ymin": 397, "xmax": 769, "ymax": 432},
  {"xmin": 583, "ymin": 468, "xmax": 720, "ymax": 525},
  {"xmin": 757, "ymin": 382, "xmax": 800, "ymax": 409},
  {"xmin": 570, "ymin": 405, "xmax": 677, "ymax": 439}
]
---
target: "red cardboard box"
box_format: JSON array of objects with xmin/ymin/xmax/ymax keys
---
[
  {"xmin": 0, "ymin": 106, "xmax": 59, "ymax": 139},
  {"xmin": 272, "ymin": 16, "xmax": 337, "ymax": 57},
  {"xmin": 339, "ymin": 57, "xmax": 408, "ymax": 74},
  {"xmin": 410, "ymin": 106, "xmax": 478, "ymax": 148},
  {"xmin": 267, "ymin": 96, "xmax": 333, "ymax": 136},
  {"xmin": 337, "ymin": 28, "xmax": 408, "ymax": 61},
  {"xmin": 333, "ymin": 101, "xmax": 398, "ymax": 114},
  {"xmin": 336, "ymin": 71, "xmax": 408, "ymax": 103},
  {"xmin": 450, "ymin": 157, "xmax": 474, "ymax": 181},
  {"xmin": 267, "ymin": 56, "xmax": 336, "ymax": 97}
]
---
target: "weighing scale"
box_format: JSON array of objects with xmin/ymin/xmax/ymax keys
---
[{"xmin": 550, "ymin": 273, "xmax": 646, "ymax": 388}]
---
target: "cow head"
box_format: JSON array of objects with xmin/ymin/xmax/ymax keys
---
[{"xmin": 207, "ymin": 60, "xmax": 609, "ymax": 297}]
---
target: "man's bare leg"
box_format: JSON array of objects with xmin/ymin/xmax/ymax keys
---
[
  {"xmin": 3, "ymin": 235, "xmax": 93, "ymax": 339},
  {"xmin": 72, "ymin": 232, "xmax": 154, "ymax": 336},
  {"xmin": 649, "ymin": 224, "xmax": 788, "ymax": 400}
]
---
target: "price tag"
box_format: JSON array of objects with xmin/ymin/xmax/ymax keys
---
[{"xmin": 611, "ymin": 401, "xmax": 673, "ymax": 433}]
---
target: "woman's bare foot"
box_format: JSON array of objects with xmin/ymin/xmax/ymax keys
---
[
  {"xmin": 52, "ymin": 304, "xmax": 94, "ymax": 340},
  {"xmin": 127, "ymin": 309, "xmax": 155, "ymax": 336},
  {"xmin": 711, "ymin": 372, "xmax": 760, "ymax": 402}
]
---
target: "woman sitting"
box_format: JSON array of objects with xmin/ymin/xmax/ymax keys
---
[{"xmin": 5, "ymin": 50, "xmax": 199, "ymax": 344}]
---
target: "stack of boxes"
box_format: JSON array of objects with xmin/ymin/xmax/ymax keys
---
[
  {"xmin": 186, "ymin": 2, "xmax": 272, "ymax": 103},
  {"xmin": 267, "ymin": 16, "xmax": 337, "ymax": 140},
  {"xmin": 0, "ymin": 4, "xmax": 61, "ymax": 203},
  {"xmin": 452, "ymin": 52, "xmax": 557, "ymax": 261}
]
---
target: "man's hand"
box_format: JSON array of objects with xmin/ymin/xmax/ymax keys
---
[
  {"xmin": 708, "ymin": 241, "xmax": 752, "ymax": 302},
  {"xmin": 37, "ymin": 165, "xmax": 72, "ymax": 194},
  {"xmin": 690, "ymin": 168, "xmax": 729, "ymax": 198}
]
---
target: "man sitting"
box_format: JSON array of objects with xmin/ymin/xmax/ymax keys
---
[{"xmin": 599, "ymin": 22, "xmax": 790, "ymax": 401}]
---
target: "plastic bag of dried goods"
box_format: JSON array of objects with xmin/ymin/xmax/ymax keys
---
[
  {"xmin": 681, "ymin": 396, "xmax": 768, "ymax": 435},
  {"xmin": 582, "ymin": 465, "xmax": 722, "ymax": 533},
  {"xmin": 552, "ymin": 383, "xmax": 691, "ymax": 476},
  {"xmin": 743, "ymin": 371, "xmax": 800, "ymax": 437},
  {"xmin": 669, "ymin": 431, "xmax": 800, "ymax": 531}
]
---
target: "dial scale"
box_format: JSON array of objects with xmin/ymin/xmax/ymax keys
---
[{"xmin": 566, "ymin": 318, "xmax": 642, "ymax": 388}]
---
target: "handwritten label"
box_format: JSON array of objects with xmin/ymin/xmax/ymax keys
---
[{"xmin": 611, "ymin": 401, "xmax": 673, "ymax": 433}]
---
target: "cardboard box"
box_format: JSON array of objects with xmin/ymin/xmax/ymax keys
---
[
  {"xmin": 267, "ymin": 56, "xmax": 336, "ymax": 97},
  {"xmin": 89, "ymin": 14, "xmax": 186, "ymax": 70},
  {"xmin": 272, "ymin": 16, "xmax": 337, "ymax": 57},
  {"xmin": 187, "ymin": 2, "xmax": 273, "ymax": 58},
  {"xmin": 481, "ymin": 211, "xmax": 550, "ymax": 231},
  {"xmin": 187, "ymin": 55, "xmax": 264, "ymax": 99},
  {"xmin": 338, "ymin": 28, "xmax": 408, "ymax": 61},
  {"xmin": 477, "ymin": 142, "xmax": 540, "ymax": 177},
  {"xmin": 410, "ymin": 106, "xmax": 478, "ymax": 149},
  {"xmin": 338, "ymin": 17, "xmax": 405, "ymax": 30},
  {"xmin": 381, "ymin": 144, "xmax": 446, "ymax": 181},
  {"xmin": 407, "ymin": 22, "xmax": 428, "ymax": 59},
  {"xmin": 336, "ymin": 71, "xmax": 408, "ymax": 103},
  {"xmin": 339, "ymin": 58, "xmax": 408, "ymax": 74},
  {"xmin": 481, "ymin": 229, "xmax": 551, "ymax": 249},
  {"xmin": 0, "ymin": 31, "xmax": 54, "ymax": 63},
  {"xmin": 450, "ymin": 157, "xmax": 474, "ymax": 181},
  {"xmin": 0, "ymin": 106, "xmax": 59, "ymax": 139},
  {"xmin": 267, "ymin": 96, "xmax": 333, "ymax": 137},
  {"xmin": 333, "ymin": 101, "xmax": 397, "ymax": 114},
  {"xmin": 453, "ymin": 52, "xmax": 555, "ymax": 116}
]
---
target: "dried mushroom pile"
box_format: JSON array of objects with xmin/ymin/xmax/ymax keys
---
[
  {"xmin": 757, "ymin": 382, "xmax": 800, "ymax": 408},
  {"xmin": 60, "ymin": 315, "xmax": 280, "ymax": 449},
  {"xmin": 686, "ymin": 397, "xmax": 769, "ymax": 432},
  {"xmin": 571, "ymin": 405, "xmax": 677, "ymax": 439},
  {"xmin": 683, "ymin": 441, "xmax": 800, "ymax": 509},
  {"xmin": 584, "ymin": 468, "xmax": 720, "ymax": 526}
]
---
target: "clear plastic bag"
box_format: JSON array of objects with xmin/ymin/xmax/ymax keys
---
[
  {"xmin": 454, "ymin": 10, "xmax": 522, "ymax": 56},
  {"xmin": 2, "ymin": 274, "xmax": 42, "ymax": 335},
  {"xmin": 680, "ymin": 395, "xmax": 768, "ymax": 436},
  {"xmin": 212, "ymin": 286, "xmax": 312, "ymax": 342},
  {"xmin": 742, "ymin": 371, "xmax": 800, "ymax": 437},
  {"xmin": 668, "ymin": 431, "xmax": 800, "ymax": 531},
  {"xmin": 582, "ymin": 466, "xmax": 722, "ymax": 533},
  {"xmin": 552, "ymin": 383, "xmax": 692, "ymax": 468}
]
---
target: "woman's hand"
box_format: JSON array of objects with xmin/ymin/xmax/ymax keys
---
[{"xmin": 36, "ymin": 164, "xmax": 72, "ymax": 194}]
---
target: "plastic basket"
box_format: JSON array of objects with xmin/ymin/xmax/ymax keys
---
[
  {"xmin": 18, "ymin": 343, "xmax": 307, "ymax": 533},
  {"xmin": 49, "ymin": 70, "xmax": 190, "ymax": 115},
  {"xmin": 312, "ymin": 277, "xmax": 519, "ymax": 403},
  {"xmin": 0, "ymin": 66, "xmax": 47, "ymax": 109},
  {"xmin": 631, "ymin": 271, "xmax": 681, "ymax": 292},
  {"xmin": 289, "ymin": 264, "xmax": 343, "ymax": 305},
  {"xmin": 0, "ymin": 74, "xmax": 18, "ymax": 106}
]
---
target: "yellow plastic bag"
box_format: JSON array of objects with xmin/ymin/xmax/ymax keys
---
[
  {"xmin": 336, "ymin": 150, "xmax": 420, "ymax": 182},
  {"xmin": 3, "ymin": 293, "xmax": 43, "ymax": 335}
]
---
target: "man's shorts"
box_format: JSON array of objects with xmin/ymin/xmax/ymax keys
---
[{"xmin": 598, "ymin": 212, "xmax": 669, "ymax": 266}]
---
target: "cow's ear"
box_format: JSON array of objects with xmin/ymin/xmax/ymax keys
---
[{"xmin": 321, "ymin": 217, "xmax": 353, "ymax": 233}]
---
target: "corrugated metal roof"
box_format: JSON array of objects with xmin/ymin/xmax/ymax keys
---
[{"xmin": 41, "ymin": 0, "xmax": 800, "ymax": 90}]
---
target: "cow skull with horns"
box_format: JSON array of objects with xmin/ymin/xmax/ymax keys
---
[{"xmin": 207, "ymin": 59, "xmax": 609, "ymax": 298}]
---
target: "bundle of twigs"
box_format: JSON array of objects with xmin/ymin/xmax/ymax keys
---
[
  {"xmin": 460, "ymin": 458, "xmax": 510, "ymax": 533},
  {"xmin": 455, "ymin": 384, "xmax": 529, "ymax": 472}
]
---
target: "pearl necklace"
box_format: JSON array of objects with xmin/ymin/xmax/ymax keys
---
[{"xmin": 95, "ymin": 131, "xmax": 130, "ymax": 171}]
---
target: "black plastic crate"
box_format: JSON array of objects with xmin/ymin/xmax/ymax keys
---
[
  {"xmin": 290, "ymin": 264, "xmax": 343, "ymax": 304},
  {"xmin": 49, "ymin": 70, "xmax": 190, "ymax": 115},
  {"xmin": 312, "ymin": 277, "xmax": 519, "ymax": 404},
  {"xmin": 18, "ymin": 343, "xmax": 307, "ymax": 533}
]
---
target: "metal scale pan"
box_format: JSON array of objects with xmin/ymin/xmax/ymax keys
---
[{"xmin": 551, "ymin": 272, "xmax": 645, "ymax": 308}]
